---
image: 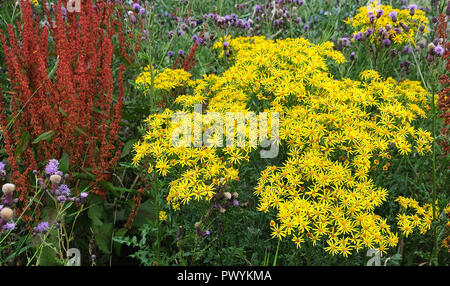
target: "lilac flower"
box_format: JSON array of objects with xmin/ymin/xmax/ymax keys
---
[
  {"xmin": 434, "ymin": 45, "xmax": 445, "ymax": 56},
  {"xmin": 45, "ymin": 159, "xmax": 59, "ymax": 176},
  {"xmin": 304, "ymin": 25, "xmax": 309, "ymax": 32},
  {"xmin": 366, "ymin": 28, "xmax": 373, "ymax": 36},
  {"xmin": 57, "ymin": 195, "xmax": 67, "ymax": 203},
  {"xmin": 393, "ymin": 27, "xmax": 402, "ymax": 34},
  {"xmin": 80, "ymin": 192, "xmax": 88, "ymax": 199},
  {"xmin": 192, "ymin": 35, "xmax": 198, "ymax": 42},
  {"xmin": 139, "ymin": 8, "xmax": 146, "ymax": 16},
  {"xmin": 223, "ymin": 41, "xmax": 229, "ymax": 48},
  {"xmin": 168, "ymin": 51, "xmax": 174, "ymax": 57},
  {"xmin": 168, "ymin": 31, "xmax": 175, "ymax": 39},
  {"xmin": 2, "ymin": 222, "xmax": 15, "ymax": 231},
  {"xmin": 408, "ymin": 4, "xmax": 418, "ymax": 10},
  {"xmin": 232, "ymin": 200, "xmax": 239, "ymax": 206},
  {"xmin": 34, "ymin": 222, "xmax": 50, "ymax": 234},
  {"xmin": 178, "ymin": 50, "xmax": 185, "ymax": 57},
  {"xmin": 177, "ymin": 29, "xmax": 184, "ymax": 36}
]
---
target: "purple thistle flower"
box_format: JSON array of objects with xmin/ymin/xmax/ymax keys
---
[
  {"xmin": 0, "ymin": 162, "xmax": 5, "ymax": 177},
  {"xmin": 376, "ymin": 9, "xmax": 384, "ymax": 18},
  {"xmin": 434, "ymin": 45, "xmax": 445, "ymax": 56},
  {"xmin": 132, "ymin": 3, "xmax": 141, "ymax": 13},
  {"xmin": 223, "ymin": 41, "xmax": 229, "ymax": 48},
  {"xmin": 178, "ymin": 49, "xmax": 185, "ymax": 57},
  {"xmin": 353, "ymin": 31, "xmax": 363, "ymax": 41},
  {"xmin": 168, "ymin": 51, "xmax": 174, "ymax": 57},
  {"xmin": 57, "ymin": 195, "xmax": 67, "ymax": 203},
  {"xmin": 80, "ymin": 192, "xmax": 88, "ymax": 199},
  {"xmin": 45, "ymin": 159, "xmax": 59, "ymax": 176},
  {"xmin": 34, "ymin": 222, "xmax": 49, "ymax": 234},
  {"xmin": 58, "ymin": 184, "xmax": 70, "ymax": 196},
  {"xmin": 366, "ymin": 28, "xmax": 373, "ymax": 36},
  {"xmin": 233, "ymin": 199, "xmax": 239, "ymax": 206},
  {"xmin": 402, "ymin": 45, "xmax": 412, "ymax": 54},
  {"xmin": 388, "ymin": 11, "xmax": 398, "ymax": 21},
  {"xmin": 382, "ymin": 38, "xmax": 391, "ymax": 47},
  {"xmin": 2, "ymin": 222, "xmax": 15, "ymax": 231},
  {"xmin": 139, "ymin": 8, "xmax": 146, "ymax": 16}
]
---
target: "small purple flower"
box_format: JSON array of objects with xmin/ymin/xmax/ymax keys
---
[
  {"xmin": 353, "ymin": 31, "xmax": 363, "ymax": 41},
  {"xmin": 223, "ymin": 41, "xmax": 229, "ymax": 48},
  {"xmin": 388, "ymin": 11, "xmax": 398, "ymax": 21},
  {"xmin": 402, "ymin": 45, "xmax": 412, "ymax": 54},
  {"xmin": 81, "ymin": 192, "xmax": 88, "ymax": 199},
  {"xmin": 34, "ymin": 222, "xmax": 49, "ymax": 234},
  {"xmin": 382, "ymin": 38, "xmax": 391, "ymax": 47},
  {"xmin": 0, "ymin": 162, "xmax": 5, "ymax": 177},
  {"xmin": 366, "ymin": 28, "xmax": 373, "ymax": 36},
  {"xmin": 45, "ymin": 159, "xmax": 59, "ymax": 176},
  {"xmin": 178, "ymin": 49, "xmax": 185, "ymax": 57},
  {"xmin": 408, "ymin": 4, "xmax": 418, "ymax": 10},
  {"xmin": 168, "ymin": 31, "xmax": 175, "ymax": 39},
  {"xmin": 376, "ymin": 9, "xmax": 384, "ymax": 18},
  {"xmin": 197, "ymin": 38, "xmax": 204, "ymax": 45},
  {"xmin": 205, "ymin": 230, "xmax": 210, "ymax": 236},
  {"xmin": 139, "ymin": 8, "xmax": 146, "ymax": 16},
  {"xmin": 434, "ymin": 45, "xmax": 445, "ymax": 56},
  {"xmin": 2, "ymin": 222, "xmax": 15, "ymax": 231},
  {"xmin": 394, "ymin": 27, "xmax": 402, "ymax": 34},
  {"xmin": 58, "ymin": 184, "xmax": 70, "ymax": 196},
  {"xmin": 168, "ymin": 51, "xmax": 174, "ymax": 57},
  {"xmin": 57, "ymin": 195, "xmax": 67, "ymax": 203},
  {"xmin": 350, "ymin": 52, "xmax": 356, "ymax": 61},
  {"xmin": 192, "ymin": 35, "xmax": 198, "ymax": 42},
  {"xmin": 130, "ymin": 14, "xmax": 137, "ymax": 24},
  {"xmin": 132, "ymin": 3, "xmax": 141, "ymax": 13},
  {"xmin": 304, "ymin": 25, "xmax": 309, "ymax": 32},
  {"xmin": 177, "ymin": 29, "xmax": 184, "ymax": 36},
  {"xmin": 233, "ymin": 200, "xmax": 239, "ymax": 206}
]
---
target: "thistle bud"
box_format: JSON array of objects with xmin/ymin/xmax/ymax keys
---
[
  {"xmin": 428, "ymin": 42, "xmax": 436, "ymax": 53},
  {"xmin": 223, "ymin": 192, "xmax": 232, "ymax": 200},
  {"xmin": 50, "ymin": 174, "xmax": 62, "ymax": 185},
  {"xmin": 194, "ymin": 222, "xmax": 201, "ymax": 229},
  {"xmin": 232, "ymin": 192, "xmax": 239, "ymax": 198},
  {"xmin": 2, "ymin": 183, "xmax": 15, "ymax": 195},
  {"xmin": 0, "ymin": 207, "xmax": 13, "ymax": 221}
]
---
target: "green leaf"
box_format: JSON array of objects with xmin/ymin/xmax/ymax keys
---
[
  {"xmin": 59, "ymin": 152, "xmax": 69, "ymax": 173},
  {"xmin": 88, "ymin": 197, "xmax": 106, "ymax": 227},
  {"xmin": 121, "ymin": 139, "xmax": 137, "ymax": 158},
  {"xmin": 113, "ymin": 228, "xmax": 128, "ymax": 256},
  {"xmin": 74, "ymin": 126, "xmax": 89, "ymax": 137},
  {"xmin": 37, "ymin": 245, "xmax": 59, "ymax": 266},
  {"xmin": 15, "ymin": 131, "xmax": 30, "ymax": 160},
  {"xmin": 94, "ymin": 222, "xmax": 113, "ymax": 255},
  {"xmin": 32, "ymin": 130, "xmax": 55, "ymax": 144},
  {"xmin": 58, "ymin": 107, "xmax": 68, "ymax": 118}
]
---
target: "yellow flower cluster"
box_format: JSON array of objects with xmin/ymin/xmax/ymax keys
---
[
  {"xmin": 159, "ymin": 211, "xmax": 168, "ymax": 222},
  {"xmin": 396, "ymin": 196, "xmax": 436, "ymax": 237},
  {"xmin": 135, "ymin": 66, "xmax": 193, "ymax": 92},
  {"xmin": 345, "ymin": 1, "xmax": 429, "ymax": 46},
  {"xmin": 133, "ymin": 36, "xmax": 433, "ymax": 256},
  {"xmin": 30, "ymin": 0, "xmax": 38, "ymax": 6}
]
